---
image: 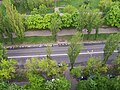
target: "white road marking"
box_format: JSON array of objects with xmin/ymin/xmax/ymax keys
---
[{"xmin": 8, "ymin": 50, "xmax": 118, "ymax": 59}]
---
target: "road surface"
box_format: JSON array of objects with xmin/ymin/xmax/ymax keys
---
[{"xmin": 7, "ymin": 43, "xmax": 118, "ymax": 66}]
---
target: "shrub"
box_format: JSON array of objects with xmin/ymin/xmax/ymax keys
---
[
  {"xmin": 0, "ymin": 59, "xmax": 16, "ymax": 81},
  {"xmin": 61, "ymin": 13, "xmax": 73, "ymax": 28},
  {"xmin": 71, "ymin": 12, "xmax": 79, "ymax": 27},
  {"xmin": 63, "ymin": 5, "xmax": 78, "ymax": 14},
  {"xmin": 25, "ymin": 58, "xmax": 68, "ymax": 79},
  {"xmin": 27, "ymin": 74, "xmax": 45, "ymax": 90},
  {"xmin": 105, "ymin": 2, "xmax": 120, "ymax": 28},
  {"xmin": 31, "ymin": 8, "xmax": 39, "ymax": 15},
  {"xmin": 24, "ymin": 13, "xmax": 62, "ymax": 30},
  {"xmin": 70, "ymin": 66, "xmax": 82, "ymax": 78},
  {"xmin": 0, "ymin": 82, "xmax": 26, "ymax": 90},
  {"xmin": 0, "ymin": 43, "xmax": 7, "ymax": 60},
  {"xmin": 38, "ymin": 4, "xmax": 47, "ymax": 15},
  {"xmin": 99, "ymin": 0, "xmax": 113, "ymax": 15},
  {"xmin": 77, "ymin": 76, "xmax": 120, "ymax": 90},
  {"xmin": 83, "ymin": 57, "xmax": 108, "ymax": 77},
  {"xmin": 45, "ymin": 77, "xmax": 71, "ymax": 90}
]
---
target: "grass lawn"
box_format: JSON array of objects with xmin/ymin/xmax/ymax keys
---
[
  {"xmin": 4, "ymin": 36, "xmax": 54, "ymax": 45},
  {"xmin": 3, "ymin": 33, "xmax": 118, "ymax": 45}
]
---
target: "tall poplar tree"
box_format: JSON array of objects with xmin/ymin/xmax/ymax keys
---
[
  {"xmin": 3, "ymin": 0, "xmax": 25, "ymax": 42},
  {"xmin": 67, "ymin": 32, "xmax": 83, "ymax": 70}
]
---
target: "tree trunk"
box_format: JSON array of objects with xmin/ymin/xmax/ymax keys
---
[
  {"xmin": 70, "ymin": 64, "xmax": 74, "ymax": 71},
  {"xmin": 95, "ymin": 27, "xmax": 99, "ymax": 40}
]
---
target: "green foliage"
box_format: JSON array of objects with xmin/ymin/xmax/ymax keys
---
[
  {"xmin": 114, "ymin": 54, "xmax": 120, "ymax": 74},
  {"xmin": 93, "ymin": 10, "xmax": 104, "ymax": 39},
  {"xmin": 83, "ymin": 57, "xmax": 108, "ymax": 77},
  {"xmin": 46, "ymin": 46, "xmax": 52, "ymax": 59},
  {"xmin": 86, "ymin": 9, "xmax": 104, "ymax": 40},
  {"xmin": 25, "ymin": 14, "xmax": 53, "ymax": 30},
  {"xmin": 76, "ymin": 5, "xmax": 88, "ymax": 32},
  {"xmin": 27, "ymin": 74, "xmax": 45, "ymax": 90},
  {"xmin": 39, "ymin": 4, "xmax": 47, "ymax": 15},
  {"xmin": 67, "ymin": 32, "xmax": 83, "ymax": 70},
  {"xmin": 0, "ymin": 43, "xmax": 7, "ymax": 60},
  {"xmin": 70, "ymin": 66, "xmax": 82, "ymax": 78},
  {"xmin": 71, "ymin": 12, "xmax": 79, "ymax": 27},
  {"xmin": 77, "ymin": 78, "xmax": 97, "ymax": 90},
  {"xmin": 103, "ymin": 33, "xmax": 120, "ymax": 64},
  {"xmin": 105, "ymin": 2, "xmax": 120, "ymax": 28},
  {"xmin": 77, "ymin": 76, "xmax": 120, "ymax": 90},
  {"xmin": 63, "ymin": 5, "xmax": 78, "ymax": 14},
  {"xmin": 3, "ymin": 0, "xmax": 25, "ymax": 42},
  {"xmin": 0, "ymin": 82, "xmax": 26, "ymax": 90},
  {"xmin": 88, "ymin": 0, "xmax": 100, "ymax": 9},
  {"xmin": 99, "ymin": 0, "xmax": 113, "ymax": 15},
  {"xmin": 11, "ymin": 0, "xmax": 54, "ymax": 14},
  {"xmin": 45, "ymin": 77, "xmax": 71, "ymax": 90},
  {"xmin": 25, "ymin": 58, "xmax": 68, "ymax": 79},
  {"xmin": 31, "ymin": 4, "xmax": 47, "ymax": 15},
  {"xmin": 49, "ymin": 13, "xmax": 62, "ymax": 41},
  {"xmin": 30, "ymin": 8, "xmax": 39, "ymax": 15},
  {"xmin": 0, "ymin": 6, "xmax": 5, "ymax": 43},
  {"xmin": 0, "ymin": 59, "xmax": 16, "ymax": 81},
  {"xmin": 61, "ymin": 13, "xmax": 73, "ymax": 28},
  {"xmin": 86, "ymin": 9, "xmax": 97, "ymax": 39}
]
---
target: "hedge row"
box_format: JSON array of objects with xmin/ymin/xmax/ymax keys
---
[
  {"xmin": 24, "ymin": 12, "xmax": 78, "ymax": 30},
  {"xmin": 24, "ymin": 2, "xmax": 120, "ymax": 31}
]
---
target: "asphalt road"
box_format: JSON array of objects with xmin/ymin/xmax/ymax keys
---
[{"xmin": 7, "ymin": 44, "xmax": 118, "ymax": 66}]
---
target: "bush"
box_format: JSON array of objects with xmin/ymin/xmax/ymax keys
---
[
  {"xmin": 77, "ymin": 76, "xmax": 120, "ymax": 90},
  {"xmin": 83, "ymin": 57, "xmax": 108, "ymax": 77},
  {"xmin": 24, "ymin": 13, "xmax": 62, "ymax": 30},
  {"xmin": 99, "ymin": 0, "xmax": 113, "ymax": 15},
  {"xmin": 45, "ymin": 77, "xmax": 71, "ymax": 90},
  {"xmin": 0, "ymin": 82, "xmax": 26, "ymax": 90},
  {"xmin": 61, "ymin": 13, "xmax": 73, "ymax": 28},
  {"xmin": 70, "ymin": 66, "xmax": 82, "ymax": 78},
  {"xmin": 25, "ymin": 58, "xmax": 68, "ymax": 79},
  {"xmin": 63, "ymin": 5, "xmax": 78, "ymax": 14},
  {"xmin": 105, "ymin": 2, "xmax": 120, "ymax": 28},
  {"xmin": 0, "ymin": 59, "xmax": 16, "ymax": 81},
  {"xmin": 26, "ymin": 74, "xmax": 45, "ymax": 90}
]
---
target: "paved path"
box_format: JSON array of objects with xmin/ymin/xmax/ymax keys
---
[{"xmin": 24, "ymin": 27, "xmax": 119, "ymax": 37}]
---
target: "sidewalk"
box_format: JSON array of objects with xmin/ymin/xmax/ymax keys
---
[
  {"xmin": 24, "ymin": 27, "xmax": 119, "ymax": 37},
  {"xmin": 6, "ymin": 27, "xmax": 119, "ymax": 49}
]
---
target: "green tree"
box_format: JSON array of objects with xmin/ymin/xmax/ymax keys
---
[
  {"xmin": 63, "ymin": 5, "xmax": 77, "ymax": 14},
  {"xmin": 67, "ymin": 32, "xmax": 83, "ymax": 70},
  {"xmin": 93, "ymin": 10, "xmax": 104, "ymax": 39},
  {"xmin": 38, "ymin": 4, "xmax": 47, "ymax": 15},
  {"xmin": 70, "ymin": 66, "xmax": 82, "ymax": 78},
  {"xmin": 3, "ymin": 0, "xmax": 25, "ymax": 42},
  {"xmin": 0, "ymin": 7, "xmax": 4, "ymax": 43},
  {"xmin": 0, "ymin": 59, "xmax": 16, "ymax": 81},
  {"xmin": 86, "ymin": 9, "xmax": 103, "ymax": 40},
  {"xmin": 45, "ymin": 77, "xmax": 71, "ymax": 90},
  {"xmin": 0, "ymin": 43, "xmax": 7, "ymax": 61},
  {"xmin": 25, "ymin": 58, "xmax": 68, "ymax": 80},
  {"xmin": 86, "ymin": 9, "xmax": 96, "ymax": 39},
  {"xmin": 76, "ymin": 5, "xmax": 88, "ymax": 32},
  {"xmin": 103, "ymin": 33, "xmax": 120, "ymax": 65},
  {"xmin": 83, "ymin": 57, "xmax": 108, "ymax": 77},
  {"xmin": 46, "ymin": 46, "xmax": 52, "ymax": 59},
  {"xmin": 31, "ymin": 8, "xmax": 39, "ymax": 15},
  {"xmin": 105, "ymin": 2, "xmax": 120, "ymax": 28},
  {"xmin": 49, "ymin": 14, "xmax": 62, "ymax": 42}
]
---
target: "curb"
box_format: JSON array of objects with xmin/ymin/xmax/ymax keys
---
[{"xmin": 6, "ymin": 41, "xmax": 106, "ymax": 50}]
